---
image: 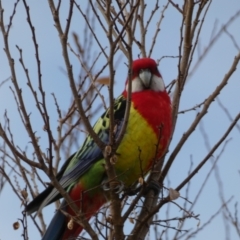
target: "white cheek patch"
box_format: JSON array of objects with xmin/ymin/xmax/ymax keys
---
[
  {"xmin": 125, "ymin": 75, "xmax": 165, "ymax": 93},
  {"xmin": 151, "ymin": 75, "xmax": 165, "ymax": 92},
  {"xmin": 125, "ymin": 77, "xmax": 144, "ymax": 93}
]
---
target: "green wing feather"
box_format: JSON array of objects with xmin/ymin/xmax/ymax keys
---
[{"xmin": 26, "ymin": 95, "xmax": 127, "ymax": 214}]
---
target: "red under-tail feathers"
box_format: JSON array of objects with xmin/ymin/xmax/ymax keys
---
[{"xmin": 42, "ymin": 183, "xmax": 106, "ymax": 240}]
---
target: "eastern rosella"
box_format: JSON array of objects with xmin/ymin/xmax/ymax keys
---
[{"xmin": 26, "ymin": 58, "xmax": 172, "ymax": 240}]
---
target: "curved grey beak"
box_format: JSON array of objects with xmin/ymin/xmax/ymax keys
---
[{"xmin": 139, "ymin": 69, "xmax": 152, "ymax": 89}]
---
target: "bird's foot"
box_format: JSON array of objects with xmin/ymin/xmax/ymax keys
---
[
  {"xmin": 102, "ymin": 180, "xmax": 124, "ymax": 194},
  {"xmin": 143, "ymin": 180, "xmax": 161, "ymax": 196},
  {"xmin": 124, "ymin": 180, "xmax": 161, "ymax": 197}
]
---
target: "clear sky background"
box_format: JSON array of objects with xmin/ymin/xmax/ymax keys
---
[{"xmin": 0, "ymin": 1, "xmax": 240, "ymax": 240}]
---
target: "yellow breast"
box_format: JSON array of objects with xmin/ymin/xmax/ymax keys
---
[{"xmin": 115, "ymin": 106, "xmax": 158, "ymax": 186}]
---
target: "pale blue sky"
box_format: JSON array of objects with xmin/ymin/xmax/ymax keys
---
[{"xmin": 0, "ymin": 1, "xmax": 240, "ymax": 239}]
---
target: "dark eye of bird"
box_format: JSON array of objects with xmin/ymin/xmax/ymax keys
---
[{"xmin": 128, "ymin": 69, "xmax": 133, "ymax": 76}]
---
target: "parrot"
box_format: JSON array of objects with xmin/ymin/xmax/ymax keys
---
[{"xmin": 25, "ymin": 58, "xmax": 172, "ymax": 240}]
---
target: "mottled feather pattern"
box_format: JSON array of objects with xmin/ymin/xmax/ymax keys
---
[{"xmin": 38, "ymin": 95, "xmax": 127, "ymax": 210}]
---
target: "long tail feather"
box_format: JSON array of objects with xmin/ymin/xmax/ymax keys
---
[
  {"xmin": 42, "ymin": 200, "xmax": 84, "ymax": 240},
  {"xmin": 26, "ymin": 153, "xmax": 76, "ymax": 215},
  {"xmin": 25, "ymin": 185, "xmax": 61, "ymax": 215},
  {"xmin": 42, "ymin": 201, "xmax": 68, "ymax": 240}
]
